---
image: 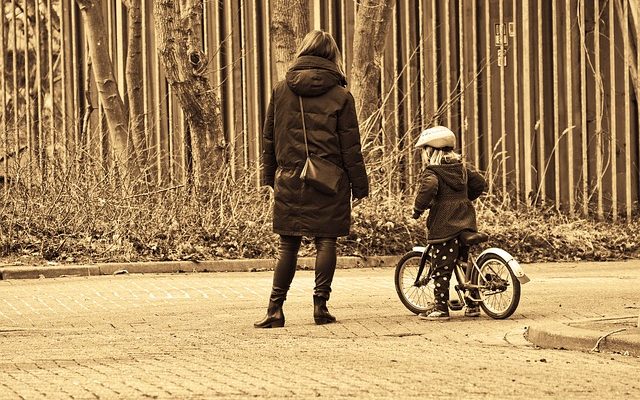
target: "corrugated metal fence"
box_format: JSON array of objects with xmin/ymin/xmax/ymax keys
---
[{"xmin": 1, "ymin": 0, "xmax": 639, "ymax": 219}]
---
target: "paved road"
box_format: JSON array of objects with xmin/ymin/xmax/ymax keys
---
[{"xmin": 0, "ymin": 261, "xmax": 639, "ymax": 399}]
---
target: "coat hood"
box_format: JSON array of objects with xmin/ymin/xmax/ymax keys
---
[
  {"xmin": 286, "ymin": 55, "xmax": 347, "ymax": 97},
  {"xmin": 428, "ymin": 162, "xmax": 467, "ymax": 191}
]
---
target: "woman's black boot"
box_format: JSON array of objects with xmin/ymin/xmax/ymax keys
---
[
  {"xmin": 313, "ymin": 295, "xmax": 336, "ymax": 325},
  {"xmin": 254, "ymin": 300, "xmax": 285, "ymax": 328}
]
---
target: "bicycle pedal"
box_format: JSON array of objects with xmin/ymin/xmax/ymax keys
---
[{"xmin": 447, "ymin": 300, "xmax": 464, "ymax": 311}]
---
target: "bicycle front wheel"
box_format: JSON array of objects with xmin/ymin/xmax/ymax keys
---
[
  {"xmin": 473, "ymin": 254, "xmax": 521, "ymax": 319},
  {"xmin": 394, "ymin": 251, "xmax": 435, "ymax": 315}
]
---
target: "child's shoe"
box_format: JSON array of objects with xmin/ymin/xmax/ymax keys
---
[
  {"xmin": 419, "ymin": 309, "xmax": 450, "ymax": 320},
  {"xmin": 464, "ymin": 305, "xmax": 480, "ymax": 317}
]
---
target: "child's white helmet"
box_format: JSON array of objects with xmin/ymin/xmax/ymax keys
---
[{"xmin": 414, "ymin": 126, "xmax": 456, "ymax": 149}]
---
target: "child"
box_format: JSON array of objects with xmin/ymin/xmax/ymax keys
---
[{"xmin": 411, "ymin": 126, "xmax": 487, "ymax": 320}]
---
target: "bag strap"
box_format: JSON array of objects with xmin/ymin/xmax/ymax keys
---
[{"xmin": 299, "ymin": 96, "xmax": 310, "ymax": 159}]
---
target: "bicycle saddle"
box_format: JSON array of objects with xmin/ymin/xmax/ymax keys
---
[{"xmin": 458, "ymin": 231, "xmax": 488, "ymax": 246}]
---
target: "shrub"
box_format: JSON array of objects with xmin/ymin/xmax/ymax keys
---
[{"xmin": 1, "ymin": 168, "xmax": 638, "ymax": 266}]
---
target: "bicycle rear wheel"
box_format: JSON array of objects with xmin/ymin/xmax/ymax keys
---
[
  {"xmin": 472, "ymin": 254, "xmax": 521, "ymax": 319},
  {"xmin": 394, "ymin": 251, "xmax": 435, "ymax": 315}
]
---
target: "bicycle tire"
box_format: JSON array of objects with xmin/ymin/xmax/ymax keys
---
[
  {"xmin": 471, "ymin": 253, "xmax": 521, "ymax": 319},
  {"xmin": 394, "ymin": 251, "xmax": 435, "ymax": 315}
]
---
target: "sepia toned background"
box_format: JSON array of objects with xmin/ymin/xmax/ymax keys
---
[{"xmin": 1, "ymin": 0, "xmax": 639, "ymax": 219}]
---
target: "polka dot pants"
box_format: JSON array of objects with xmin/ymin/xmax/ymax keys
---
[{"xmin": 430, "ymin": 239, "xmax": 460, "ymax": 312}]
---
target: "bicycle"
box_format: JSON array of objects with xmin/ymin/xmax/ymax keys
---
[{"xmin": 394, "ymin": 231, "xmax": 530, "ymax": 319}]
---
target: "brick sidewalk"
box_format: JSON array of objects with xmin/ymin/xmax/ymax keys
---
[{"xmin": 0, "ymin": 262, "xmax": 639, "ymax": 399}]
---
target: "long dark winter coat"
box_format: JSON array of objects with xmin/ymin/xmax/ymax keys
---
[
  {"xmin": 261, "ymin": 55, "xmax": 369, "ymax": 237},
  {"xmin": 414, "ymin": 162, "xmax": 486, "ymax": 243}
]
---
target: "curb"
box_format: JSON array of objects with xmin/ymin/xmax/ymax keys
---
[
  {"xmin": 526, "ymin": 318, "xmax": 640, "ymax": 357},
  {"xmin": 0, "ymin": 255, "xmax": 401, "ymax": 280}
]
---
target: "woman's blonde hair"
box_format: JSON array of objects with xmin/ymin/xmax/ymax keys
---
[
  {"xmin": 421, "ymin": 147, "xmax": 462, "ymax": 166},
  {"xmin": 296, "ymin": 30, "xmax": 345, "ymax": 77}
]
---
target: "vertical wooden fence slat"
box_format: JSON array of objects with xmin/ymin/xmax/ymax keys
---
[
  {"xmin": 595, "ymin": 0, "xmax": 604, "ymax": 219},
  {"xmin": 564, "ymin": 0, "xmax": 575, "ymax": 215},
  {"xmin": 141, "ymin": 0, "xmax": 150, "ymax": 165},
  {"xmin": 499, "ymin": 0, "xmax": 507, "ymax": 201},
  {"xmin": 443, "ymin": 0, "xmax": 452, "ymax": 128},
  {"xmin": 579, "ymin": 0, "xmax": 588, "ymax": 215},
  {"xmin": 536, "ymin": 0, "xmax": 546, "ymax": 202},
  {"xmin": 240, "ymin": 0, "xmax": 249, "ymax": 170},
  {"xmin": 339, "ymin": 0, "xmax": 347, "ymax": 76},
  {"xmin": 205, "ymin": 0, "xmax": 226, "ymax": 183},
  {"xmin": 24, "ymin": 0, "xmax": 32, "ymax": 185},
  {"xmin": 35, "ymin": 1, "xmax": 45, "ymax": 183},
  {"xmin": 1, "ymin": 3, "xmax": 6, "ymax": 182},
  {"xmin": 150, "ymin": 0, "xmax": 166, "ymax": 184},
  {"xmin": 551, "ymin": 1, "xmax": 561, "ymax": 210},
  {"xmin": 622, "ymin": 0, "xmax": 631, "ymax": 221},
  {"xmin": 250, "ymin": 0, "xmax": 262, "ymax": 182},
  {"xmin": 431, "ymin": 0, "xmax": 438, "ymax": 125},
  {"xmin": 392, "ymin": 5, "xmax": 400, "ymax": 192},
  {"xmin": 512, "ymin": 0, "xmax": 521, "ymax": 206},
  {"xmin": 325, "ymin": 1, "xmax": 333, "ymax": 35},
  {"xmin": 12, "ymin": 0, "xmax": 19, "ymax": 177},
  {"xmin": 115, "ymin": 0, "xmax": 125, "ymax": 98},
  {"xmin": 343, "ymin": 0, "xmax": 355, "ymax": 82},
  {"xmin": 147, "ymin": 0, "xmax": 160, "ymax": 184},
  {"xmin": 380, "ymin": 7, "xmax": 393, "ymax": 197},
  {"xmin": 419, "ymin": 0, "xmax": 435, "ymax": 127},
  {"xmin": 458, "ymin": 0, "xmax": 465, "ymax": 156},
  {"xmin": 609, "ymin": 0, "xmax": 617, "ymax": 220},
  {"xmin": 264, "ymin": 0, "xmax": 273, "ymax": 106},
  {"xmin": 471, "ymin": 0, "xmax": 479, "ymax": 169},
  {"xmin": 223, "ymin": 0, "xmax": 236, "ymax": 180},
  {"xmin": 522, "ymin": 0, "xmax": 533, "ymax": 204},
  {"xmin": 61, "ymin": 0, "xmax": 70, "ymax": 172},
  {"xmin": 71, "ymin": 0, "xmax": 80, "ymax": 170},
  {"xmin": 417, "ymin": 0, "xmax": 425, "ymax": 132},
  {"xmin": 403, "ymin": 0, "xmax": 413, "ymax": 187},
  {"xmin": 311, "ymin": 0, "xmax": 321, "ymax": 29},
  {"xmin": 105, "ymin": 0, "xmax": 114, "ymax": 171},
  {"xmin": 484, "ymin": 0, "xmax": 493, "ymax": 193}
]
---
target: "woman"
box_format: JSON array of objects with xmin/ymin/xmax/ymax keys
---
[{"xmin": 255, "ymin": 30, "xmax": 369, "ymax": 328}]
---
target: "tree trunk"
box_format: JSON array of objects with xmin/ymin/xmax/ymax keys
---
[
  {"xmin": 350, "ymin": 0, "xmax": 396, "ymax": 129},
  {"xmin": 75, "ymin": 0, "xmax": 138, "ymax": 177},
  {"xmin": 124, "ymin": 0, "xmax": 147, "ymax": 176},
  {"xmin": 271, "ymin": 0, "xmax": 309, "ymax": 81},
  {"xmin": 153, "ymin": 0, "xmax": 226, "ymax": 189}
]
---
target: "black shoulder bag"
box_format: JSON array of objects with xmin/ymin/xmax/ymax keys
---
[{"xmin": 298, "ymin": 96, "xmax": 343, "ymax": 196}]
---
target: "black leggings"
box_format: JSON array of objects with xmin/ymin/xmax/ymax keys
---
[
  {"xmin": 430, "ymin": 238, "xmax": 459, "ymax": 312},
  {"xmin": 430, "ymin": 238, "xmax": 478, "ymax": 311},
  {"xmin": 270, "ymin": 235, "xmax": 337, "ymax": 303}
]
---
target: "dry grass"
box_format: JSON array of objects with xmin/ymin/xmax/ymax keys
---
[{"xmin": 1, "ymin": 166, "xmax": 638, "ymax": 266}]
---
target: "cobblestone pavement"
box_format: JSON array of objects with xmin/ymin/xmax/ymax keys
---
[{"xmin": 0, "ymin": 261, "xmax": 639, "ymax": 399}]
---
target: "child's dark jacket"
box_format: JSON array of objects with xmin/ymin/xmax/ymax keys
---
[{"xmin": 414, "ymin": 162, "xmax": 487, "ymax": 243}]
